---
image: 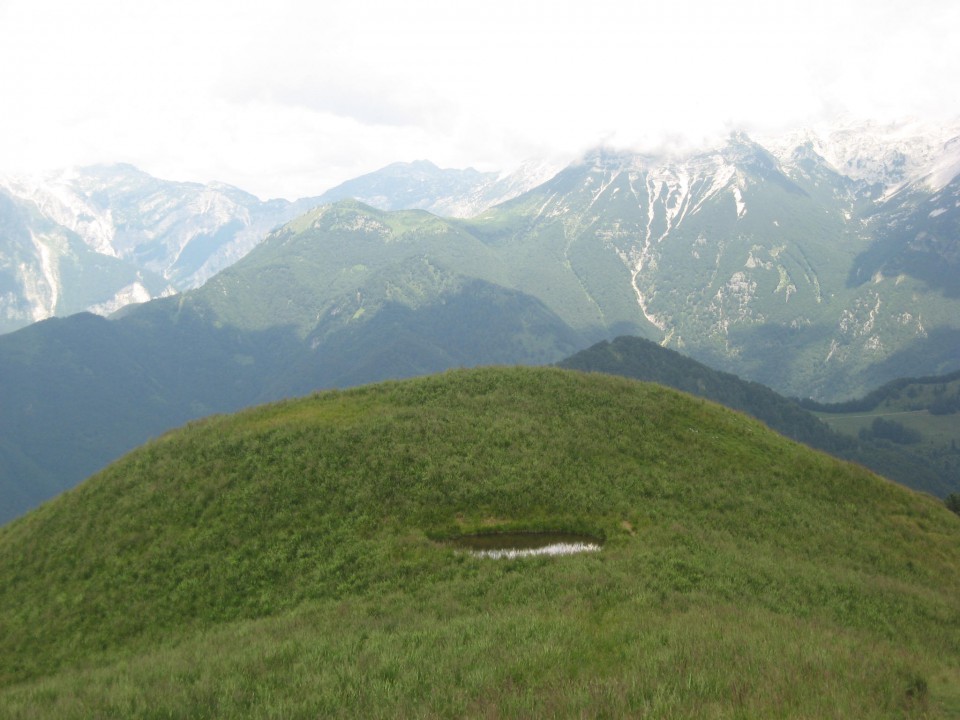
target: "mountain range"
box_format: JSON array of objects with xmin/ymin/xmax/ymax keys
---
[
  {"xmin": 0, "ymin": 159, "xmax": 558, "ymax": 335},
  {"xmin": 1, "ymin": 118, "xmax": 959, "ymax": 522},
  {"xmin": 6, "ymin": 118, "xmax": 956, "ymax": 393}
]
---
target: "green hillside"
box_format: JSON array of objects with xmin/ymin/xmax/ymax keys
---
[{"xmin": 1, "ymin": 367, "xmax": 958, "ymax": 717}]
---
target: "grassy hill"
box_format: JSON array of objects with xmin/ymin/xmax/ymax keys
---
[{"xmin": 1, "ymin": 367, "xmax": 958, "ymax": 717}]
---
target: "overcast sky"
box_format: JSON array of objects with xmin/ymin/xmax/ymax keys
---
[{"xmin": 0, "ymin": 0, "xmax": 957, "ymax": 199}]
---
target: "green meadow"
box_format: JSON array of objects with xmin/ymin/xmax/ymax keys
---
[{"xmin": 1, "ymin": 367, "xmax": 958, "ymax": 717}]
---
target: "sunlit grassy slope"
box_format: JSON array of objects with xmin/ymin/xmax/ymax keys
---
[{"xmin": 1, "ymin": 367, "xmax": 958, "ymax": 717}]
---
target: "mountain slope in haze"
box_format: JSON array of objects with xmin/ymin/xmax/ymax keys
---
[
  {"xmin": 315, "ymin": 160, "xmax": 498, "ymax": 213},
  {"xmin": 3, "ymin": 118, "xmax": 958, "ymax": 385},
  {"xmin": 762, "ymin": 117, "xmax": 960, "ymax": 194},
  {"xmin": 1, "ymin": 367, "xmax": 958, "ymax": 717},
  {"xmin": 314, "ymin": 158, "xmax": 563, "ymax": 218},
  {"xmin": 560, "ymin": 335, "xmax": 955, "ymax": 496},
  {"xmin": 801, "ymin": 367, "xmax": 960, "ymax": 414},
  {"xmin": 0, "ymin": 187, "xmax": 174, "ymax": 334},
  {"xmin": 0, "ymin": 158, "xmax": 563, "ymax": 335},
  {"xmin": 0, "ymin": 310, "xmax": 303, "ymax": 524},
  {"xmin": 187, "ymin": 200, "xmax": 600, "ymax": 390},
  {"xmin": 0, "ymin": 165, "xmax": 321, "ymax": 333}
]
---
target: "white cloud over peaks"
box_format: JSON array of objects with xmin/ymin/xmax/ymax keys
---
[{"xmin": 0, "ymin": 0, "xmax": 957, "ymax": 199}]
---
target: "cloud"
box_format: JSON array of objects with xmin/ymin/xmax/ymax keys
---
[
  {"xmin": 0, "ymin": 0, "xmax": 957, "ymax": 198},
  {"xmin": 219, "ymin": 73, "xmax": 443, "ymax": 129}
]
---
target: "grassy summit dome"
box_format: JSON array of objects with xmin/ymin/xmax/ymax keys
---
[{"xmin": 1, "ymin": 367, "xmax": 958, "ymax": 717}]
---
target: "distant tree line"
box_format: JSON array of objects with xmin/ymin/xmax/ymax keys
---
[
  {"xmin": 929, "ymin": 389, "xmax": 960, "ymax": 416},
  {"xmin": 798, "ymin": 369, "xmax": 960, "ymax": 413}
]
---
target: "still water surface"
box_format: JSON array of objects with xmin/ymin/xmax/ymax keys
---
[{"xmin": 451, "ymin": 532, "xmax": 602, "ymax": 559}]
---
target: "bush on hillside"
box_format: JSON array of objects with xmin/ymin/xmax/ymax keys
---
[
  {"xmin": 946, "ymin": 493, "xmax": 960, "ymax": 515},
  {"xmin": 859, "ymin": 417, "xmax": 922, "ymax": 445}
]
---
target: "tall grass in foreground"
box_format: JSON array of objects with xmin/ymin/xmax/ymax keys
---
[{"xmin": 0, "ymin": 561, "xmax": 953, "ymax": 718}]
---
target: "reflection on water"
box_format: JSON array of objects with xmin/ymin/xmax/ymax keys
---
[{"xmin": 451, "ymin": 532, "xmax": 602, "ymax": 558}]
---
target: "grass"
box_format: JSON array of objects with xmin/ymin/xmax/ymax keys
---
[
  {"xmin": 1, "ymin": 367, "xmax": 958, "ymax": 717},
  {"xmin": 0, "ymin": 590, "xmax": 943, "ymax": 718}
]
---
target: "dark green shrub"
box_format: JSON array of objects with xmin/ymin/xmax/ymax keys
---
[{"xmin": 945, "ymin": 493, "xmax": 960, "ymax": 515}]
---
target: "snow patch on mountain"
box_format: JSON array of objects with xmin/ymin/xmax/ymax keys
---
[{"xmin": 732, "ymin": 186, "xmax": 746, "ymax": 218}]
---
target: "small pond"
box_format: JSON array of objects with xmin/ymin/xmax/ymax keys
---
[{"xmin": 450, "ymin": 532, "xmax": 602, "ymax": 559}]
